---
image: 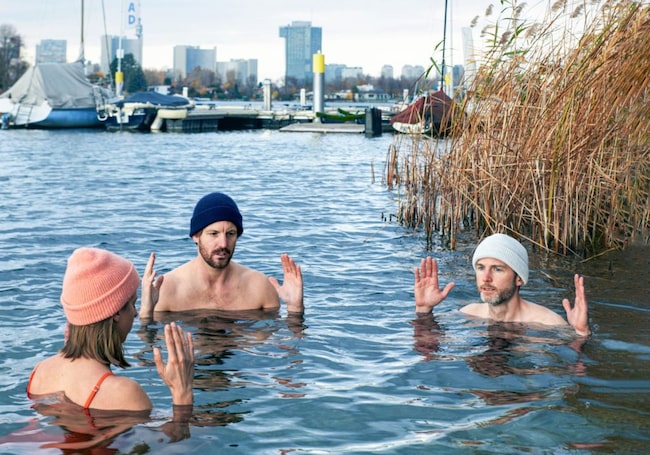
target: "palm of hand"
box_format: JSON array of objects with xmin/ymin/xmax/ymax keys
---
[
  {"xmin": 414, "ymin": 257, "xmax": 454, "ymax": 310},
  {"xmin": 562, "ymin": 274, "xmax": 590, "ymax": 336},
  {"xmin": 415, "ymin": 277, "xmax": 446, "ymax": 307},
  {"xmin": 278, "ymin": 273, "xmax": 303, "ymax": 304}
]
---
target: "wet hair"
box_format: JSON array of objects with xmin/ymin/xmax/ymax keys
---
[{"xmin": 60, "ymin": 296, "xmax": 135, "ymax": 368}]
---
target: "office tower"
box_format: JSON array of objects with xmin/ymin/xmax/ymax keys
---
[
  {"xmin": 381, "ymin": 65, "xmax": 394, "ymax": 79},
  {"xmin": 100, "ymin": 35, "xmax": 143, "ymax": 74},
  {"xmin": 216, "ymin": 59, "xmax": 258, "ymax": 87},
  {"xmin": 279, "ymin": 21, "xmax": 322, "ymax": 85},
  {"xmin": 173, "ymin": 45, "xmax": 217, "ymax": 80},
  {"xmin": 36, "ymin": 40, "xmax": 67, "ymax": 64}
]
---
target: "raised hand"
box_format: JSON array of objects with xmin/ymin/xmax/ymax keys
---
[
  {"xmin": 269, "ymin": 253, "xmax": 304, "ymax": 314},
  {"xmin": 562, "ymin": 274, "xmax": 590, "ymax": 336},
  {"xmin": 139, "ymin": 252, "xmax": 164, "ymax": 319},
  {"xmin": 414, "ymin": 257, "xmax": 455, "ymax": 314},
  {"xmin": 154, "ymin": 322, "xmax": 194, "ymax": 406}
]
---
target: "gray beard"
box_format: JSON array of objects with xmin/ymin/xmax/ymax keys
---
[{"xmin": 479, "ymin": 279, "xmax": 518, "ymax": 306}]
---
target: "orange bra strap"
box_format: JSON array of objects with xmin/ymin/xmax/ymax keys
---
[
  {"xmin": 26, "ymin": 365, "xmax": 39, "ymax": 398},
  {"xmin": 83, "ymin": 372, "xmax": 114, "ymax": 409}
]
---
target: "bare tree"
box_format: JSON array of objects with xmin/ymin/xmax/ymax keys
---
[{"xmin": 0, "ymin": 24, "xmax": 28, "ymax": 92}]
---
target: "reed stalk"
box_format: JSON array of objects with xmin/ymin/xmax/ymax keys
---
[{"xmin": 385, "ymin": 0, "xmax": 649, "ymax": 257}]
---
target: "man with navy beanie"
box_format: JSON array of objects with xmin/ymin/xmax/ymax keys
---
[
  {"xmin": 139, "ymin": 192, "xmax": 303, "ymax": 318},
  {"xmin": 411, "ymin": 233, "xmax": 590, "ymax": 336}
]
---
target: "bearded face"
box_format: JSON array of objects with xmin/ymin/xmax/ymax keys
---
[
  {"xmin": 478, "ymin": 275, "xmax": 518, "ymax": 306},
  {"xmin": 194, "ymin": 221, "xmax": 239, "ymax": 270},
  {"xmin": 198, "ymin": 238, "xmax": 233, "ymax": 269}
]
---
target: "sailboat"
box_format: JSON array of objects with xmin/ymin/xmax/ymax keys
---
[
  {"xmin": 0, "ymin": 62, "xmax": 113, "ymax": 128},
  {"xmin": 390, "ymin": 0, "xmax": 460, "ymax": 136},
  {"xmin": 0, "ymin": 1, "xmax": 114, "ymax": 128}
]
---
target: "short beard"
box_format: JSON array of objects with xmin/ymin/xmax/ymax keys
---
[
  {"xmin": 479, "ymin": 277, "xmax": 518, "ymax": 306},
  {"xmin": 198, "ymin": 242, "xmax": 233, "ymax": 270}
]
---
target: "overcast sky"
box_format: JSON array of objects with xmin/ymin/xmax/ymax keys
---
[{"xmin": 4, "ymin": 0, "xmax": 558, "ymax": 80}]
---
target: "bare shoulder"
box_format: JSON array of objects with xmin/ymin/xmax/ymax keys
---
[
  {"xmin": 95, "ymin": 375, "xmax": 152, "ymax": 411},
  {"xmin": 156, "ymin": 262, "xmax": 194, "ymax": 310},
  {"xmin": 163, "ymin": 261, "xmax": 194, "ymax": 283},
  {"xmin": 525, "ymin": 301, "xmax": 569, "ymax": 326},
  {"xmin": 241, "ymin": 264, "xmax": 276, "ymax": 292},
  {"xmin": 239, "ymin": 264, "xmax": 280, "ymax": 307},
  {"xmin": 460, "ymin": 303, "xmax": 488, "ymax": 317},
  {"xmin": 240, "ymin": 264, "xmax": 271, "ymax": 285}
]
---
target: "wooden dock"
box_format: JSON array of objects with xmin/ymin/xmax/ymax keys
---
[
  {"xmin": 280, "ymin": 123, "xmax": 365, "ymax": 133},
  {"xmin": 164, "ymin": 105, "xmax": 388, "ymax": 136}
]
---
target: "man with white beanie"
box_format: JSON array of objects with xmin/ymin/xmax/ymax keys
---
[{"xmin": 413, "ymin": 233, "xmax": 590, "ymax": 336}]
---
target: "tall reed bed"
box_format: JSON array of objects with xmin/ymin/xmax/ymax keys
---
[{"xmin": 386, "ymin": 0, "xmax": 649, "ymax": 257}]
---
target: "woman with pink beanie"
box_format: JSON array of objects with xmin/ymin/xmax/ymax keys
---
[{"xmin": 26, "ymin": 247, "xmax": 194, "ymax": 414}]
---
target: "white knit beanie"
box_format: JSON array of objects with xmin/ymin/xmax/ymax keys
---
[{"xmin": 472, "ymin": 234, "xmax": 529, "ymax": 284}]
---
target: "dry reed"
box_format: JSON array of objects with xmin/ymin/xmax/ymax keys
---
[{"xmin": 385, "ymin": 0, "xmax": 649, "ymax": 257}]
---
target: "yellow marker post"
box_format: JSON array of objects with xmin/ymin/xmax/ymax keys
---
[
  {"xmin": 312, "ymin": 52, "xmax": 325, "ymax": 119},
  {"xmin": 313, "ymin": 53, "xmax": 325, "ymax": 74}
]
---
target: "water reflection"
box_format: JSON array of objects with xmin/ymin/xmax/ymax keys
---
[
  {"xmin": 410, "ymin": 315, "xmax": 595, "ymax": 446},
  {"xmin": 0, "ymin": 398, "xmax": 189, "ymax": 452},
  {"xmin": 413, "ymin": 315, "xmax": 586, "ymax": 375},
  {"xmin": 137, "ymin": 310, "xmax": 306, "ymax": 427}
]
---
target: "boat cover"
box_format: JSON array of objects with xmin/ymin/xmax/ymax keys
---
[
  {"xmin": 390, "ymin": 90, "xmax": 455, "ymax": 125},
  {"xmin": 113, "ymin": 92, "xmax": 192, "ymax": 108},
  {"xmin": 0, "ymin": 62, "xmax": 113, "ymax": 109}
]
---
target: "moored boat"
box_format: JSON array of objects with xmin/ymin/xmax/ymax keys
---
[
  {"xmin": 102, "ymin": 91, "xmax": 195, "ymax": 132},
  {"xmin": 390, "ymin": 90, "xmax": 459, "ymax": 136},
  {"xmin": 0, "ymin": 62, "xmax": 113, "ymax": 129}
]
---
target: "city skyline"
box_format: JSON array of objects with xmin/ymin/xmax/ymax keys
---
[{"xmin": 5, "ymin": 0, "xmax": 559, "ymax": 81}]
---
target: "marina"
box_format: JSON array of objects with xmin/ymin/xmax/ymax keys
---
[
  {"xmin": 0, "ymin": 129, "xmax": 648, "ymax": 453},
  {"xmin": 163, "ymin": 103, "xmax": 386, "ymax": 134},
  {"xmin": 1, "ymin": 0, "xmax": 647, "ymax": 451}
]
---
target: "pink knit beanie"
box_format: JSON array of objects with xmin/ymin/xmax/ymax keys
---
[{"xmin": 60, "ymin": 247, "xmax": 140, "ymax": 326}]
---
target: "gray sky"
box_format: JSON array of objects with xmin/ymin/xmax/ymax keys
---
[{"xmin": 3, "ymin": 0, "xmax": 556, "ymax": 80}]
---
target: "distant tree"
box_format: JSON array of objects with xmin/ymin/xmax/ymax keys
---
[
  {"xmin": 184, "ymin": 67, "xmax": 217, "ymax": 98},
  {"xmin": 126, "ymin": 68, "xmax": 148, "ymax": 94},
  {"xmin": 0, "ymin": 24, "xmax": 28, "ymax": 92},
  {"xmin": 278, "ymin": 76, "xmax": 300, "ymax": 101},
  {"xmin": 109, "ymin": 53, "xmax": 147, "ymax": 94},
  {"xmin": 240, "ymin": 74, "xmax": 258, "ymax": 99},
  {"xmin": 143, "ymin": 68, "xmax": 167, "ymax": 87}
]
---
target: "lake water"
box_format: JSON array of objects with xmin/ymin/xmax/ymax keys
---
[{"xmin": 0, "ymin": 129, "xmax": 648, "ymax": 454}]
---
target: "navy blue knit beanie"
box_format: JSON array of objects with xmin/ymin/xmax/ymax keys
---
[{"xmin": 189, "ymin": 192, "xmax": 243, "ymax": 237}]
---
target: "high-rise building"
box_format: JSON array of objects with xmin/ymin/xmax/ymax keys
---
[
  {"xmin": 100, "ymin": 35, "xmax": 143, "ymax": 74},
  {"xmin": 380, "ymin": 65, "xmax": 394, "ymax": 79},
  {"xmin": 216, "ymin": 59, "xmax": 258, "ymax": 87},
  {"xmin": 341, "ymin": 67, "xmax": 363, "ymax": 79},
  {"xmin": 279, "ymin": 21, "xmax": 322, "ymax": 85},
  {"xmin": 173, "ymin": 46, "xmax": 217, "ymax": 80},
  {"xmin": 400, "ymin": 64, "xmax": 426, "ymax": 80},
  {"xmin": 35, "ymin": 39, "xmax": 66, "ymax": 64},
  {"xmin": 325, "ymin": 63, "xmax": 346, "ymax": 82},
  {"xmin": 452, "ymin": 64, "xmax": 465, "ymax": 89}
]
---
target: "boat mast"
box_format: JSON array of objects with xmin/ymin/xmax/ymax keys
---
[
  {"xmin": 441, "ymin": 0, "xmax": 448, "ymax": 92},
  {"xmin": 78, "ymin": 0, "xmax": 85, "ymax": 63},
  {"xmin": 115, "ymin": 0, "xmax": 126, "ymax": 97}
]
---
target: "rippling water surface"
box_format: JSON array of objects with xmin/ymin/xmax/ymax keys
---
[{"xmin": 0, "ymin": 129, "xmax": 648, "ymax": 454}]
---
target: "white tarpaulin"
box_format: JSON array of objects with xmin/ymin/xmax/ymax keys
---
[{"xmin": 0, "ymin": 62, "xmax": 112, "ymax": 109}]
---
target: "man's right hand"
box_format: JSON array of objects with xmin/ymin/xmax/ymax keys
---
[{"xmin": 414, "ymin": 257, "xmax": 455, "ymax": 314}]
